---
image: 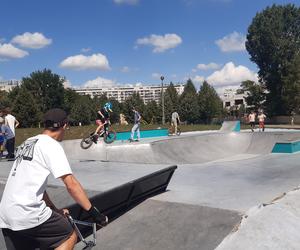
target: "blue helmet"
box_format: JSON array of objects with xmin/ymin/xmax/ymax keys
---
[{"xmin": 104, "ymin": 102, "xmax": 112, "ymax": 112}]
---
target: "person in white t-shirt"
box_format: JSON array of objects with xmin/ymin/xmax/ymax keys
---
[
  {"xmin": 248, "ymin": 111, "xmax": 256, "ymax": 132},
  {"xmin": 171, "ymin": 111, "xmax": 181, "ymax": 135},
  {"xmin": 4, "ymin": 107, "xmax": 19, "ymax": 136},
  {"xmin": 0, "ymin": 108, "xmax": 108, "ymax": 250},
  {"xmin": 257, "ymin": 111, "xmax": 267, "ymax": 132}
]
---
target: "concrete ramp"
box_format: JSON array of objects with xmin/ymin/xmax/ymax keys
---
[
  {"xmin": 220, "ymin": 121, "xmax": 240, "ymax": 132},
  {"xmin": 62, "ymin": 132, "xmax": 300, "ymax": 164},
  {"xmin": 216, "ymin": 187, "xmax": 300, "ymax": 250}
]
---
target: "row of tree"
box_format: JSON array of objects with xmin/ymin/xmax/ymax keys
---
[{"xmin": 0, "ymin": 69, "xmax": 224, "ymax": 128}]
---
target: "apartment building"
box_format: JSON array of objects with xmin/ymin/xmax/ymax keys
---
[
  {"xmin": 0, "ymin": 80, "xmax": 20, "ymax": 92},
  {"xmin": 73, "ymin": 84, "xmax": 185, "ymax": 104}
]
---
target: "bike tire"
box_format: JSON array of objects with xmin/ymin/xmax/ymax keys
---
[
  {"xmin": 80, "ymin": 136, "xmax": 93, "ymax": 149},
  {"xmin": 104, "ymin": 130, "xmax": 116, "ymax": 144}
]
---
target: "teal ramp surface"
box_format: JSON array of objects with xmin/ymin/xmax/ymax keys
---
[
  {"xmin": 220, "ymin": 121, "xmax": 240, "ymax": 132},
  {"xmin": 272, "ymin": 140, "xmax": 300, "ymax": 153},
  {"xmin": 116, "ymin": 128, "xmax": 168, "ymax": 141}
]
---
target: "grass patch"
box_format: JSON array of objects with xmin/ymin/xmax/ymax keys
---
[{"xmin": 15, "ymin": 123, "xmax": 221, "ymax": 146}]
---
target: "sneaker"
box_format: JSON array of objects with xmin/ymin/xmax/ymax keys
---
[
  {"xmin": 134, "ymin": 139, "xmax": 139, "ymax": 142},
  {"xmin": 92, "ymin": 134, "xmax": 98, "ymax": 143},
  {"xmin": 128, "ymin": 138, "xmax": 134, "ymax": 142}
]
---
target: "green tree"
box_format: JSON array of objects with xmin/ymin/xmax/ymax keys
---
[
  {"xmin": 164, "ymin": 82, "xmax": 179, "ymax": 123},
  {"xmin": 69, "ymin": 95, "xmax": 94, "ymax": 125},
  {"xmin": 63, "ymin": 88, "xmax": 81, "ymax": 114},
  {"xmin": 198, "ymin": 81, "xmax": 223, "ymax": 123},
  {"xmin": 246, "ymin": 4, "xmax": 300, "ymax": 115},
  {"xmin": 281, "ymin": 54, "xmax": 300, "ymax": 114},
  {"xmin": 238, "ymin": 80, "xmax": 266, "ymax": 111},
  {"xmin": 12, "ymin": 88, "xmax": 41, "ymax": 127},
  {"xmin": 144, "ymin": 100, "xmax": 161, "ymax": 124},
  {"xmin": 122, "ymin": 93, "xmax": 145, "ymax": 123},
  {"xmin": 0, "ymin": 90, "xmax": 11, "ymax": 110},
  {"xmin": 22, "ymin": 69, "xmax": 65, "ymax": 113},
  {"xmin": 179, "ymin": 79, "xmax": 199, "ymax": 123}
]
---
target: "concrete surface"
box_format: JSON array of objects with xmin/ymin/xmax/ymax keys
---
[{"xmin": 0, "ymin": 129, "xmax": 300, "ymax": 249}]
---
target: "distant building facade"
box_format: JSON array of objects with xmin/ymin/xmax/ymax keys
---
[
  {"xmin": 0, "ymin": 80, "xmax": 20, "ymax": 92},
  {"xmin": 221, "ymin": 88, "xmax": 248, "ymax": 109},
  {"xmin": 73, "ymin": 84, "xmax": 185, "ymax": 104}
]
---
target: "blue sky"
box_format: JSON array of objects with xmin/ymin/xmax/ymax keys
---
[{"xmin": 0, "ymin": 0, "xmax": 299, "ymax": 93}]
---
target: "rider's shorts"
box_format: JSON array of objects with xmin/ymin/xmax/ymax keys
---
[{"xmin": 2, "ymin": 210, "xmax": 74, "ymax": 250}]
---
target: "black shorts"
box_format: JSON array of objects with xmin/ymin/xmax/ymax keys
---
[{"xmin": 2, "ymin": 211, "xmax": 74, "ymax": 250}]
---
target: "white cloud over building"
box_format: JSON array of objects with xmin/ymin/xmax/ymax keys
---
[
  {"xmin": 83, "ymin": 76, "xmax": 117, "ymax": 88},
  {"xmin": 206, "ymin": 62, "xmax": 258, "ymax": 86},
  {"xmin": 136, "ymin": 33, "xmax": 182, "ymax": 53},
  {"xmin": 60, "ymin": 53, "xmax": 110, "ymax": 71},
  {"xmin": 11, "ymin": 32, "xmax": 52, "ymax": 49}
]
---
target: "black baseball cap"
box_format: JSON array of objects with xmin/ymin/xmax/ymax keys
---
[{"xmin": 43, "ymin": 108, "xmax": 68, "ymax": 128}]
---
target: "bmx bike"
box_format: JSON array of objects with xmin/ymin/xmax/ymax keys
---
[
  {"xmin": 168, "ymin": 124, "xmax": 181, "ymax": 136},
  {"xmin": 67, "ymin": 215, "xmax": 97, "ymax": 250},
  {"xmin": 80, "ymin": 123, "xmax": 116, "ymax": 149}
]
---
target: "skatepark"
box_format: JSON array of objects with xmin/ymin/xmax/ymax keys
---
[{"xmin": 1, "ymin": 122, "xmax": 300, "ymax": 249}]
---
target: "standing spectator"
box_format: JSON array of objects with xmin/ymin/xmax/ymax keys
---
[
  {"xmin": 0, "ymin": 129, "xmax": 4, "ymax": 158},
  {"xmin": 4, "ymin": 107, "xmax": 19, "ymax": 136},
  {"xmin": 248, "ymin": 111, "xmax": 256, "ymax": 132},
  {"xmin": 171, "ymin": 111, "xmax": 181, "ymax": 135},
  {"xmin": 257, "ymin": 111, "xmax": 267, "ymax": 132},
  {"xmin": 129, "ymin": 107, "xmax": 141, "ymax": 142},
  {"xmin": 0, "ymin": 117, "xmax": 15, "ymax": 159}
]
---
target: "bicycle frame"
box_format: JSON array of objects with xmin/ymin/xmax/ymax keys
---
[{"xmin": 67, "ymin": 215, "xmax": 97, "ymax": 249}]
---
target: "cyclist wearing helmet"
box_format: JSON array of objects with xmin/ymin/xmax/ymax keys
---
[{"xmin": 93, "ymin": 102, "xmax": 113, "ymax": 142}]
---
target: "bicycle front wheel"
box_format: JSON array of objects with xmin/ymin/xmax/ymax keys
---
[
  {"xmin": 104, "ymin": 130, "xmax": 116, "ymax": 144},
  {"xmin": 80, "ymin": 136, "xmax": 93, "ymax": 149}
]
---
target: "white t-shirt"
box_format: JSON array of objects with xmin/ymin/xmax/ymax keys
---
[
  {"xmin": 248, "ymin": 113, "xmax": 256, "ymax": 122},
  {"xmin": 171, "ymin": 112, "xmax": 179, "ymax": 122},
  {"xmin": 0, "ymin": 134, "xmax": 72, "ymax": 230},
  {"xmin": 5, "ymin": 114, "xmax": 17, "ymax": 136},
  {"xmin": 258, "ymin": 114, "xmax": 266, "ymax": 122}
]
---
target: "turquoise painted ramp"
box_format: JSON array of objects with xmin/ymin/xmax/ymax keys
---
[
  {"xmin": 272, "ymin": 140, "xmax": 300, "ymax": 153},
  {"xmin": 116, "ymin": 128, "xmax": 168, "ymax": 141}
]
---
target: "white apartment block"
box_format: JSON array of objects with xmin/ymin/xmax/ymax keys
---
[
  {"xmin": 0, "ymin": 80, "xmax": 20, "ymax": 92},
  {"xmin": 221, "ymin": 88, "xmax": 247, "ymax": 109},
  {"xmin": 73, "ymin": 84, "xmax": 185, "ymax": 104}
]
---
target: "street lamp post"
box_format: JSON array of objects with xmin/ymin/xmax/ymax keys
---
[{"xmin": 160, "ymin": 76, "xmax": 165, "ymax": 125}]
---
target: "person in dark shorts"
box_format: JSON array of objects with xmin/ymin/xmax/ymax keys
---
[
  {"xmin": 93, "ymin": 102, "xmax": 113, "ymax": 143},
  {"xmin": 0, "ymin": 108, "xmax": 108, "ymax": 250}
]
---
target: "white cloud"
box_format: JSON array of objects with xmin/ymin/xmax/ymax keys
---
[
  {"xmin": 11, "ymin": 32, "xmax": 52, "ymax": 49},
  {"xmin": 136, "ymin": 33, "xmax": 182, "ymax": 53},
  {"xmin": 113, "ymin": 0, "xmax": 139, "ymax": 4},
  {"xmin": 60, "ymin": 53, "xmax": 110, "ymax": 71},
  {"xmin": 81, "ymin": 48, "xmax": 91, "ymax": 53},
  {"xmin": 206, "ymin": 62, "xmax": 258, "ymax": 86},
  {"xmin": 121, "ymin": 66, "xmax": 130, "ymax": 73},
  {"xmin": 152, "ymin": 73, "xmax": 164, "ymax": 79},
  {"xmin": 0, "ymin": 43, "xmax": 29, "ymax": 58},
  {"xmin": 62, "ymin": 79, "xmax": 72, "ymax": 88},
  {"xmin": 83, "ymin": 77, "xmax": 116, "ymax": 88},
  {"xmin": 215, "ymin": 31, "xmax": 246, "ymax": 52},
  {"xmin": 196, "ymin": 62, "xmax": 221, "ymax": 71},
  {"xmin": 192, "ymin": 75, "xmax": 205, "ymax": 84}
]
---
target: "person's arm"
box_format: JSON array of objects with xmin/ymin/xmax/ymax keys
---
[
  {"xmin": 60, "ymin": 174, "xmax": 108, "ymax": 226},
  {"xmin": 15, "ymin": 119, "xmax": 19, "ymax": 128},
  {"xmin": 98, "ymin": 110, "xmax": 104, "ymax": 118},
  {"xmin": 60, "ymin": 174, "xmax": 92, "ymax": 211}
]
